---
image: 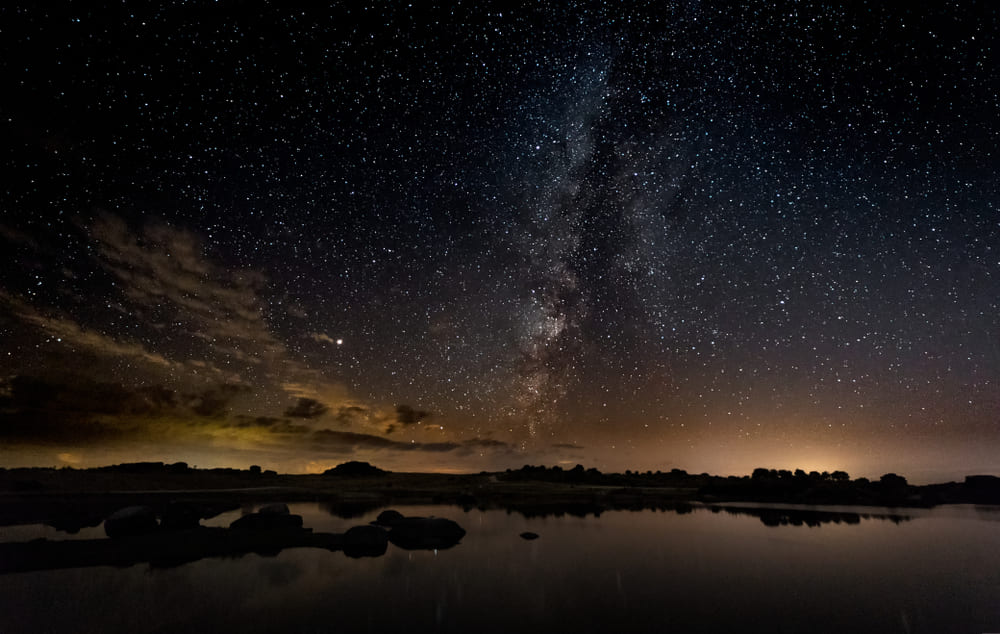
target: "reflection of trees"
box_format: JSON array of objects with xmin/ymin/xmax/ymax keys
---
[
  {"xmin": 712, "ymin": 506, "xmax": 910, "ymax": 527},
  {"xmin": 496, "ymin": 501, "xmax": 911, "ymax": 525},
  {"xmin": 320, "ymin": 500, "xmax": 385, "ymax": 519}
]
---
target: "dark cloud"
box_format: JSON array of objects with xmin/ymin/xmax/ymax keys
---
[
  {"xmin": 395, "ymin": 404, "xmax": 430, "ymax": 426},
  {"xmin": 0, "ymin": 376, "xmax": 137, "ymax": 444},
  {"xmin": 0, "ymin": 223, "xmax": 37, "ymax": 246},
  {"xmin": 1, "ymin": 375, "xmax": 175, "ymax": 418},
  {"xmin": 229, "ymin": 416, "xmax": 310, "ymax": 435},
  {"xmin": 136, "ymin": 385, "xmax": 179, "ymax": 412},
  {"xmin": 311, "ymin": 429, "xmax": 459, "ymax": 453},
  {"xmin": 463, "ymin": 438, "xmax": 512, "ymax": 449},
  {"xmin": 306, "ymin": 428, "xmax": 513, "ymax": 456},
  {"xmin": 233, "ymin": 415, "xmax": 285, "ymax": 428},
  {"xmin": 284, "ymin": 397, "xmax": 330, "ymax": 419},
  {"xmin": 334, "ymin": 405, "xmax": 367, "ymax": 426},
  {"xmin": 270, "ymin": 421, "xmax": 311, "ymax": 435},
  {"xmin": 0, "ymin": 408, "xmax": 123, "ymax": 445},
  {"xmin": 0, "ymin": 375, "xmax": 248, "ymax": 446},
  {"xmin": 551, "ymin": 442, "xmax": 584, "ymax": 450},
  {"xmin": 186, "ymin": 384, "xmax": 246, "ymax": 418}
]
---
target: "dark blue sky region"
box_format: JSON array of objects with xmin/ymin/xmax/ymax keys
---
[{"xmin": 1, "ymin": 2, "xmax": 997, "ymax": 481}]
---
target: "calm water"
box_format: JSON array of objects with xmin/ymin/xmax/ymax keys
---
[{"xmin": 2, "ymin": 503, "xmax": 999, "ymax": 634}]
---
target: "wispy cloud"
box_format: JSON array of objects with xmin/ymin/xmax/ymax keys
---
[
  {"xmin": 0, "ymin": 213, "xmax": 520, "ymax": 467},
  {"xmin": 89, "ymin": 213, "xmax": 285, "ymax": 361},
  {"xmin": 1, "ymin": 290, "xmax": 176, "ymax": 369},
  {"xmin": 87, "ymin": 214, "xmax": 355, "ymax": 405},
  {"xmin": 0, "ymin": 223, "xmax": 40, "ymax": 250},
  {"xmin": 309, "ymin": 332, "xmax": 338, "ymax": 344}
]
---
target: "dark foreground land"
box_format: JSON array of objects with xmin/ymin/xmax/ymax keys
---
[
  {"xmin": 3, "ymin": 461, "xmax": 999, "ymax": 511},
  {"xmin": 0, "ymin": 462, "xmax": 998, "ymax": 575}
]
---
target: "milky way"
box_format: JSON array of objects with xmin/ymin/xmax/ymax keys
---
[{"xmin": 1, "ymin": 3, "xmax": 997, "ymax": 480}]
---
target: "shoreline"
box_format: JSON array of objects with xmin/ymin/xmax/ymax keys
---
[{"xmin": 2, "ymin": 465, "xmax": 999, "ymax": 531}]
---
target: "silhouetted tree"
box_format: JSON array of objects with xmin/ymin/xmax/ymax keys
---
[{"xmin": 879, "ymin": 473, "xmax": 907, "ymax": 487}]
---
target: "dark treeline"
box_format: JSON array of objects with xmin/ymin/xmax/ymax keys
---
[
  {"xmin": 499, "ymin": 464, "xmax": 1000, "ymax": 506},
  {"xmin": 2, "ymin": 461, "xmax": 999, "ymax": 506}
]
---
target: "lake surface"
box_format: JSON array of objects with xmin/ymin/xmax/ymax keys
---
[{"xmin": 2, "ymin": 502, "xmax": 999, "ymax": 633}]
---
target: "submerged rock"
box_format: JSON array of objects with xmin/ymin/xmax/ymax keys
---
[
  {"xmin": 229, "ymin": 511, "xmax": 303, "ymax": 531},
  {"xmin": 519, "ymin": 532, "xmax": 540, "ymax": 540},
  {"xmin": 104, "ymin": 506, "xmax": 159, "ymax": 539}
]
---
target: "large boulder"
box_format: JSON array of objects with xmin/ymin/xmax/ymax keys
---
[
  {"xmin": 342, "ymin": 525, "xmax": 389, "ymax": 558},
  {"xmin": 159, "ymin": 502, "xmax": 202, "ymax": 531},
  {"xmin": 374, "ymin": 509, "xmax": 405, "ymax": 526},
  {"xmin": 104, "ymin": 506, "xmax": 159, "ymax": 539},
  {"xmin": 387, "ymin": 517, "xmax": 466, "ymax": 550}
]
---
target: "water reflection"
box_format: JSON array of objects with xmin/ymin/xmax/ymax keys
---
[
  {"xmin": 488, "ymin": 500, "xmax": 913, "ymax": 527},
  {"xmin": 0, "ymin": 500, "xmax": 920, "ymax": 576},
  {"xmin": 320, "ymin": 499, "xmax": 385, "ymax": 519},
  {"xmin": 1, "ymin": 505, "xmax": 999, "ymax": 634},
  {"xmin": 707, "ymin": 505, "xmax": 910, "ymax": 527},
  {"xmin": 0, "ymin": 508, "xmax": 467, "ymax": 574}
]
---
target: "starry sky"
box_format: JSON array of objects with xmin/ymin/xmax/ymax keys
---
[{"xmin": 1, "ymin": 2, "xmax": 997, "ymax": 482}]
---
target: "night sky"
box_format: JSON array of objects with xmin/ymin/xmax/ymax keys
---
[{"xmin": 2, "ymin": 2, "xmax": 997, "ymax": 481}]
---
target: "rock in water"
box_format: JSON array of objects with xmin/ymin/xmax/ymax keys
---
[
  {"xmin": 343, "ymin": 525, "xmax": 389, "ymax": 558},
  {"xmin": 230, "ymin": 512, "xmax": 303, "ymax": 531},
  {"xmin": 104, "ymin": 506, "xmax": 158, "ymax": 538},
  {"xmin": 387, "ymin": 517, "xmax": 466, "ymax": 550},
  {"xmin": 374, "ymin": 509, "xmax": 405, "ymax": 526},
  {"xmin": 159, "ymin": 502, "xmax": 201, "ymax": 531},
  {"xmin": 520, "ymin": 532, "xmax": 540, "ymax": 540}
]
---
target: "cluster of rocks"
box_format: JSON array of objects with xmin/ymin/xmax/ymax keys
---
[
  {"xmin": 372, "ymin": 509, "xmax": 466, "ymax": 549},
  {"xmin": 338, "ymin": 509, "xmax": 468, "ymax": 557},
  {"xmin": 228, "ymin": 503, "xmax": 303, "ymax": 531},
  {"xmin": 101, "ymin": 504, "xmax": 466, "ymax": 557},
  {"xmin": 0, "ymin": 504, "xmax": 540, "ymax": 573},
  {"xmin": 103, "ymin": 501, "xmax": 245, "ymax": 538}
]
